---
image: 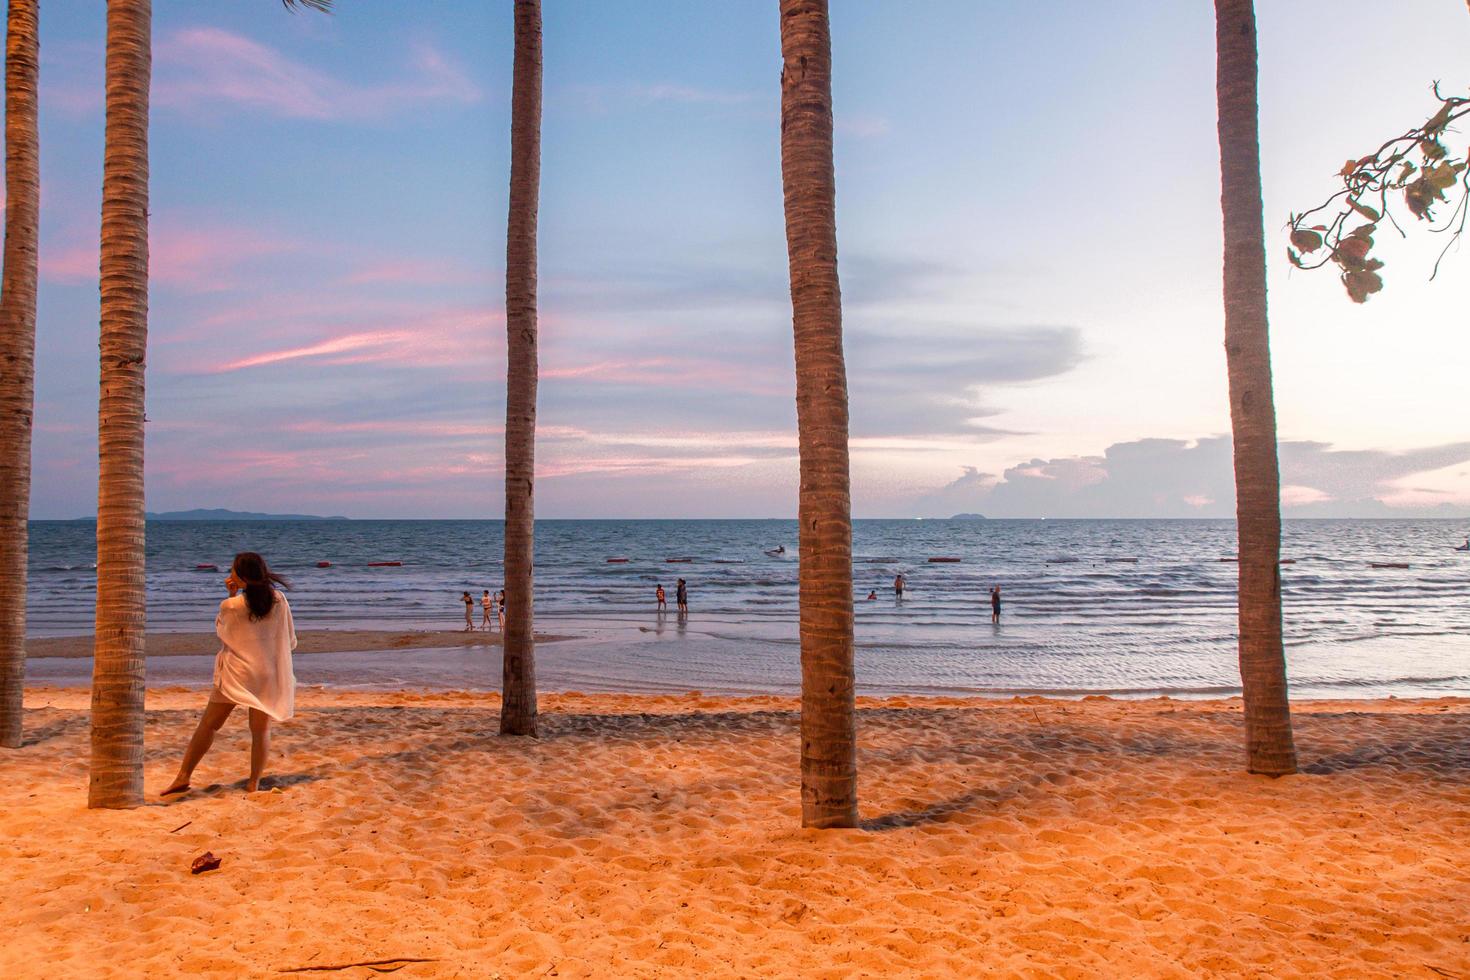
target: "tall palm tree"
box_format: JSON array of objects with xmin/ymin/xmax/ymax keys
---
[
  {"xmin": 89, "ymin": 0, "xmax": 152, "ymax": 808},
  {"xmin": 500, "ymin": 0, "xmax": 541, "ymax": 737},
  {"xmin": 778, "ymin": 0, "xmax": 857, "ymax": 828},
  {"xmin": 85, "ymin": 0, "xmax": 334, "ymax": 807},
  {"xmin": 0, "ymin": 0, "xmax": 40, "ymax": 751},
  {"xmin": 1214, "ymin": 0, "xmax": 1296, "ymax": 776}
]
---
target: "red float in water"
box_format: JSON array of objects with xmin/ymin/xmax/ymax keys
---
[
  {"xmin": 927, "ymin": 557, "xmax": 961, "ymax": 563},
  {"xmin": 195, "ymin": 563, "xmax": 219, "ymax": 571},
  {"xmin": 368, "ymin": 561, "xmax": 403, "ymax": 567},
  {"xmin": 606, "ymin": 558, "xmax": 629, "ymax": 564},
  {"xmin": 316, "ymin": 561, "xmax": 332, "ymax": 568}
]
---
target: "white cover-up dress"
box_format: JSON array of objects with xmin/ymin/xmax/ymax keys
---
[{"xmin": 211, "ymin": 591, "xmax": 298, "ymax": 721}]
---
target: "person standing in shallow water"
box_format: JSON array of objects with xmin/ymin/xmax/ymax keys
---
[
  {"xmin": 676, "ymin": 578, "xmax": 688, "ymax": 613},
  {"xmin": 656, "ymin": 583, "xmax": 667, "ymax": 611},
  {"xmin": 461, "ymin": 591, "xmax": 476, "ymax": 631},
  {"xmin": 481, "ymin": 590, "xmax": 494, "ymax": 630},
  {"xmin": 162, "ymin": 552, "xmax": 298, "ymax": 795},
  {"xmin": 894, "ymin": 573, "xmax": 906, "ymax": 599},
  {"xmin": 990, "ymin": 585, "xmax": 1002, "ymax": 624}
]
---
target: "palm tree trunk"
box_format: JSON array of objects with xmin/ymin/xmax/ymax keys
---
[
  {"xmin": 0, "ymin": 0, "xmax": 39, "ymax": 750},
  {"xmin": 500, "ymin": 0, "xmax": 540, "ymax": 737},
  {"xmin": 1214, "ymin": 0, "xmax": 1296, "ymax": 776},
  {"xmin": 779, "ymin": 0, "xmax": 858, "ymax": 828},
  {"xmin": 89, "ymin": 0, "xmax": 151, "ymax": 808}
]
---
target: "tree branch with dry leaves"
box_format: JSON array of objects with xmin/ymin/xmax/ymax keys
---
[{"xmin": 1287, "ymin": 82, "xmax": 1470, "ymax": 302}]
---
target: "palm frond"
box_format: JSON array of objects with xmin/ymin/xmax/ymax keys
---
[{"xmin": 281, "ymin": 0, "xmax": 333, "ymax": 12}]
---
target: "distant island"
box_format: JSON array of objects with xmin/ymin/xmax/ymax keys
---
[
  {"xmin": 144, "ymin": 508, "xmax": 350, "ymax": 521},
  {"xmin": 949, "ymin": 513, "xmax": 987, "ymax": 520}
]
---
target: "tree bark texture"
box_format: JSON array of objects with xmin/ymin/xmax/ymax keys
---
[
  {"xmin": 1214, "ymin": 0, "xmax": 1297, "ymax": 776},
  {"xmin": 500, "ymin": 0, "xmax": 540, "ymax": 737},
  {"xmin": 779, "ymin": 0, "xmax": 858, "ymax": 828},
  {"xmin": 89, "ymin": 0, "xmax": 150, "ymax": 807},
  {"xmin": 0, "ymin": 0, "xmax": 39, "ymax": 749}
]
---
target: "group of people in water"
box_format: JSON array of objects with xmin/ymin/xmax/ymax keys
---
[
  {"xmin": 156, "ymin": 549, "xmax": 1011, "ymax": 797},
  {"xmin": 655, "ymin": 578, "xmax": 689, "ymax": 613},
  {"xmin": 867, "ymin": 574, "xmax": 1003, "ymax": 621},
  {"xmin": 461, "ymin": 589, "xmax": 507, "ymax": 632}
]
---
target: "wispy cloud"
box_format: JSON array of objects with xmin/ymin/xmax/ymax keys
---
[
  {"xmin": 202, "ymin": 307, "xmax": 502, "ymax": 374},
  {"xmin": 40, "ymin": 221, "xmax": 300, "ymax": 292},
  {"xmin": 153, "ymin": 28, "xmax": 482, "ymax": 121}
]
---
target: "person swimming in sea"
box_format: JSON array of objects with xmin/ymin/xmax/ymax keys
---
[{"xmin": 866, "ymin": 590, "xmax": 878, "ymax": 601}]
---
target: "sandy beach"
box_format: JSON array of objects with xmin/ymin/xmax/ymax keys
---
[
  {"xmin": 2, "ymin": 688, "xmax": 1467, "ymax": 978},
  {"xmin": 25, "ymin": 629, "xmax": 576, "ymax": 660}
]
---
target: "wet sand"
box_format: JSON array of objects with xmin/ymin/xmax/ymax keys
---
[
  {"xmin": 2, "ymin": 688, "xmax": 1467, "ymax": 977},
  {"xmin": 26, "ymin": 629, "xmax": 576, "ymax": 660}
]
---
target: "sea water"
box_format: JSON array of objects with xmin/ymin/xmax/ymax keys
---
[{"xmin": 24, "ymin": 518, "xmax": 1470, "ymax": 698}]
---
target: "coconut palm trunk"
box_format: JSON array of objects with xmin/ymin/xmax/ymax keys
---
[
  {"xmin": 89, "ymin": 0, "xmax": 151, "ymax": 808},
  {"xmin": 0, "ymin": 0, "xmax": 40, "ymax": 750},
  {"xmin": 778, "ymin": 0, "xmax": 858, "ymax": 828},
  {"xmin": 500, "ymin": 0, "xmax": 540, "ymax": 737},
  {"xmin": 1214, "ymin": 0, "xmax": 1296, "ymax": 776}
]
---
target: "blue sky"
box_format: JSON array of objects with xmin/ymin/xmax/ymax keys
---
[{"xmin": 18, "ymin": 0, "xmax": 1470, "ymax": 518}]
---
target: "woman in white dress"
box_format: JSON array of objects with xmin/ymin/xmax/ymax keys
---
[{"xmin": 162, "ymin": 552, "xmax": 297, "ymax": 795}]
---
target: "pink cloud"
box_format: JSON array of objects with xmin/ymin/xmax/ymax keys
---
[
  {"xmin": 281, "ymin": 419, "xmax": 501, "ymax": 438},
  {"xmin": 197, "ymin": 308, "xmax": 503, "ymax": 374},
  {"xmin": 1279, "ymin": 485, "xmax": 1332, "ymax": 507},
  {"xmin": 213, "ymin": 331, "xmax": 413, "ymax": 372},
  {"xmin": 154, "ymin": 28, "xmax": 481, "ymax": 121},
  {"xmin": 41, "ymin": 221, "xmax": 299, "ymax": 292}
]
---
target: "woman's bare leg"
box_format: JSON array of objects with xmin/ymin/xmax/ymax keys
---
[
  {"xmin": 246, "ymin": 708, "xmax": 271, "ymax": 792},
  {"xmin": 162, "ymin": 700, "xmax": 236, "ymax": 795}
]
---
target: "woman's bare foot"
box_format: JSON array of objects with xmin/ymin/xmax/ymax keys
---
[{"xmin": 160, "ymin": 780, "xmax": 191, "ymax": 797}]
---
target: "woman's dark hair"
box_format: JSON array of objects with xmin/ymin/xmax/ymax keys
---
[{"xmin": 233, "ymin": 552, "xmax": 290, "ymax": 621}]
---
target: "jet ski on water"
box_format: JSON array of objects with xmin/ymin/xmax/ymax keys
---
[
  {"xmin": 764, "ymin": 545, "xmax": 786, "ymax": 557},
  {"xmin": 1455, "ymin": 537, "xmax": 1470, "ymax": 552}
]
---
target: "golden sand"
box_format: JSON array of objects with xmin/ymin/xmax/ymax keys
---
[{"xmin": 2, "ymin": 688, "xmax": 1467, "ymax": 978}]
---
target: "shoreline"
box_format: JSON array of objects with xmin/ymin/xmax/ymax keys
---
[
  {"xmin": 24, "ymin": 628, "xmax": 579, "ymax": 660},
  {"xmin": 5, "ymin": 689, "xmax": 1467, "ymax": 975},
  {"xmin": 21, "ymin": 628, "xmax": 1470, "ymax": 701}
]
